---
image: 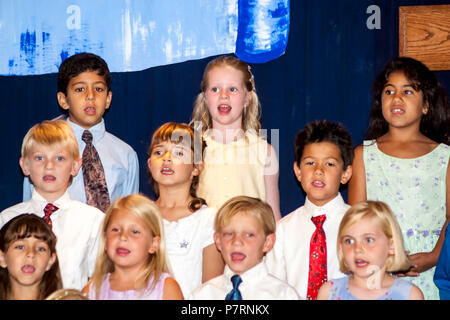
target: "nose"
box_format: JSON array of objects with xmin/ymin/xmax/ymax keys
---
[
  {"xmin": 119, "ymin": 230, "xmax": 128, "ymax": 241},
  {"xmin": 45, "ymin": 159, "xmax": 54, "ymax": 170},
  {"xmin": 231, "ymin": 233, "xmax": 243, "ymax": 246},
  {"xmin": 313, "ymin": 164, "xmax": 324, "ymax": 175},
  {"xmin": 355, "ymin": 241, "xmax": 364, "ymax": 253},
  {"xmin": 220, "ymin": 89, "xmax": 229, "ymax": 99},
  {"xmin": 26, "ymin": 247, "xmax": 35, "ymax": 259},
  {"xmin": 86, "ymin": 87, "xmax": 95, "ymax": 101},
  {"xmin": 162, "ymin": 151, "xmax": 172, "ymax": 162}
]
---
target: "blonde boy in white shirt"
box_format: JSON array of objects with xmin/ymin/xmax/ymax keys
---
[
  {"xmin": 265, "ymin": 120, "xmax": 354, "ymax": 300},
  {"xmin": 0, "ymin": 120, "xmax": 104, "ymax": 290},
  {"xmin": 189, "ymin": 196, "xmax": 299, "ymax": 300}
]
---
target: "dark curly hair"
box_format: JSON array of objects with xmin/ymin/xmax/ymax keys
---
[
  {"xmin": 366, "ymin": 57, "xmax": 450, "ymax": 145},
  {"xmin": 294, "ymin": 120, "xmax": 354, "ymax": 170},
  {"xmin": 57, "ymin": 52, "xmax": 111, "ymax": 94}
]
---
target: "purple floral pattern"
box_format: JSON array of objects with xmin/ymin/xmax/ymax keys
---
[{"xmin": 364, "ymin": 141, "xmax": 450, "ymax": 300}]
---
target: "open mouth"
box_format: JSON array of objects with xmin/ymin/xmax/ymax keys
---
[
  {"xmin": 230, "ymin": 252, "xmax": 246, "ymax": 263},
  {"xmin": 161, "ymin": 167, "xmax": 174, "ymax": 175},
  {"xmin": 355, "ymin": 259, "xmax": 369, "ymax": 268},
  {"xmin": 218, "ymin": 105, "xmax": 231, "ymax": 115},
  {"xmin": 390, "ymin": 107, "xmax": 405, "ymax": 115},
  {"xmin": 116, "ymin": 247, "xmax": 131, "ymax": 256},
  {"xmin": 21, "ymin": 264, "xmax": 36, "ymax": 274},
  {"xmin": 311, "ymin": 180, "xmax": 325, "ymax": 188},
  {"xmin": 84, "ymin": 106, "xmax": 96, "ymax": 115},
  {"xmin": 43, "ymin": 175, "xmax": 56, "ymax": 182}
]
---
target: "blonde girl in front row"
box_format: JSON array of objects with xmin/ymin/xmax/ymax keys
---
[
  {"xmin": 190, "ymin": 55, "xmax": 281, "ymax": 220},
  {"xmin": 83, "ymin": 194, "xmax": 183, "ymax": 300},
  {"xmin": 318, "ymin": 201, "xmax": 424, "ymax": 300}
]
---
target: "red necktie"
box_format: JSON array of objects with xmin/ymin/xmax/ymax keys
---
[
  {"xmin": 307, "ymin": 214, "xmax": 327, "ymax": 300},
  {"xmin": 82, "ymin": 130, "xmax": 110, "ymax": 212},
  {"xmin": 43, "ymin": 203, "xmax": 58, "ymax": 229}
]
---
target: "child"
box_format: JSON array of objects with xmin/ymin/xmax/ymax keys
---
[
  {"xmin": 45, "ymin": 289, "xmax": 88, "ymax": 300},
  {"xmin": 0, "ymin": 120, "xmax": 104, "ymax": 290},
  {"xmin": 23, "ymin": 52, "xmax": 139, "ymax": 211},
  {"xmin": 84, "ymin": 194, "xmax": 183, "ymax": 300},
  {"xmin": 147, "ymin": 122, "xmax": 224, "ymax": 297},
  {"xmin": 189, "ymin": 196, "xmax": 299, "ymax": 300},
  {"xmin": 317, "ymin": 201, "xmax": 424, "ymax": 300},
  {"xmin": 189, "ymin": 55, "xmax": 281, "ymax": 220},
  {"xmin": 265, "ymin": 120, "xmax": 354, "ymax": 300},
  {"xmin": 0, "ymin": 214, "xmax": 62, "ymax": 300},
  {"xmin": 348, "ymin": 57, "xmax": 450, "ymax": 299}
]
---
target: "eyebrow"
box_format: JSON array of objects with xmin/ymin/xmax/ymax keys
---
[
  {"xmin": 70, "ymin": 80, "xmax": 106, "ymax": 86},
  {"xmin": 383, "ymin": 82, "xmax": 414, "ymax": 88}
]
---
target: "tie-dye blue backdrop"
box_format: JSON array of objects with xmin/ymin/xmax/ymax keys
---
[{"xmin": 0, "ymin": 0, "xmax": 289, "ymax": 75}]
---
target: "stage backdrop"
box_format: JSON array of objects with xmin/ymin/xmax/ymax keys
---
[{"xmin": 0, "ymin": 0, "xmax": 449, "ymax": 216}]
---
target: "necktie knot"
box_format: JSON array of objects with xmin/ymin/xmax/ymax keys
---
[
  {"xmin": 225, "ymin": 275, "xmax": 243, "ymax": 300},
  {"xmin": 311, "ymin": 214, "xmax": 326, "ymax": 228},
  {"xmin": 231, "ymin": 275, "xmax": 242, "ymax": 289},
  {"xmin": 43, "ymin": 203, "xmax": 58, "ymax": 228},
  {"xmin": 82, "ymin": 130, "xmax": 93, "ymax": 144}
]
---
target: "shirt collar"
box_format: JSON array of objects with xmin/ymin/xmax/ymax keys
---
[
  {"xmin": 223, "ymin": 261, "xmax": 267, "ymax": 283},
  {"xmin": 303, "ymin": 193, "xmax": 345, "ymax": 218},
  {"xmin": 67, "ymin": 118, "xmax": 106, "ymax": 144},
  {"xmin": 31, "ymin": 189, "xmax": 71, "ymax": 214}
]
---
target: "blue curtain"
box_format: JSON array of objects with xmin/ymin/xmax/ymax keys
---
[{"xmin": 1, "ymin": 0, "xmax": 449, "ymax": 215}]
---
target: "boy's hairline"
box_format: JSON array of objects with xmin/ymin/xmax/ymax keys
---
[
  {"xmin": 22, "ymin": 140, "xmax": 79, "ymax": 160},
  {"xmin": 215, "ymin": 208, "xmax": 274, "ymax": 236},
  {"xmin": 295, "ymin": 140, "xmax": 348, "ymax": 168}
]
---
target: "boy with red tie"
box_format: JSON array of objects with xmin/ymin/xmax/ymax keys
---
[{"xmin": 266, "ymin": 120, "xmax": 354, "ymax": 300}]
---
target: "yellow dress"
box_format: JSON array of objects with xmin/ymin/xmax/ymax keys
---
[{"xmin": 197, "ymin": 131, "xmax": 268, "ymax": 210}]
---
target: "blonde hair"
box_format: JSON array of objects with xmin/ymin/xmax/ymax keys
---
[
  {"xmin": 147, "ymin": 122, "xmax": 206, "ymax": 211},
  {"xmin": 90, "ymin": 194, "xmax": 172, "ymax": 299},
  {"xmin": 214, "ymin": 196, "xmax": 275, "ymax": 236},
  {"xmin": 45, "ymin": 289, "xmax": 88, "ymax": 300},
  {"xmin": 21, "ymin": 120, "xmax": 79, "ymax": 159},
  {"xmin": 189, "ymin": 55, "xmax": 261, "ymax": 132},
  {"xmin": 337, "ymin": 201, "xmax": 411, "ymax": 274}
]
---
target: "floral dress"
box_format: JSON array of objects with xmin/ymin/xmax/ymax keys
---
[{"xmin": 364, "ymin": 140, "xmax": 450, "ymax": 300}]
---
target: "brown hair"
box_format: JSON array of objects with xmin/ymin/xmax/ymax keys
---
[
  {"xmin": 0, "ymin": 214, "xmax": 62, "ymax": 299},
  {"xmin": 148, "ymin": 122, "xmax": 206, "ymax": 211}
]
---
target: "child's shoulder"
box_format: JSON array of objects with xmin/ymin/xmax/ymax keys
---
[{"xmin": 102, "ymin": 130, "xmax": 136, "ymax": 153}]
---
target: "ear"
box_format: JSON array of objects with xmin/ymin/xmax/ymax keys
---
[
  {"xmin": 0, "ymin": 250, "xmax": 7, "ymax": 268},
  {"xmin": 19, "ymin": 157, "xmax": 31, "ymax": 176},
  {"xmin": 422, "ymin": 101, "xmax": 429, "ymax": 115},
  {"xmin": 148, "ymin": 236, "xmax": 161, "ymax": 254},
  {"xmin": 45, "ymin": 252, "xmax": 57, "ymax": 271},
  {"xmin": 105, "ymin": 91, "xmax": 112, "ymax": 110},
  {"xmin": 293, "ymin": 161, "xmax": 302, "ymax": 182},
  {"xmin": 245, "ymin": 90, "xmax": 253, "ymax": 107},
  {"xmin": 262, "ymin": 233, "xmax": 276, "ymax": 254},
  {"xmin": 213, "ymin": 232, "xmax": 222, "ymax": 252},
  {"xmin": 340, "ymin": 165, "xmax": 353, "ymax": 185},
  {"xmin": 192, "ymin": 163, "xmax": 203, "ymax": 177},
  {"xmin": 57, "ymin": 92, "xmax": 70, "ymax": 110},
  {"xmin": 71, "ymin": 157, "xmax": 82, "ymax": 177},
  {"xmin": 388, "ymin": 238, "xmax": 395, "ymax": 255}
]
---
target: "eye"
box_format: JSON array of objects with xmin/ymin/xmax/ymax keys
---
[
  {"xmin": 210, "ymin": 87, "xmax": 219, "ymax": 93},
  {"xmin": 14, "ymin": 244, "xmax": 25, "ymax": 250},
  {"xmin": 304, "ymin": 161, "xmax": 314, "ymax": 166},
  {"xmin": 74, "ymin": 87, "xmax": 85, "ymax": 93},
  {"xmin": 384, "ymin": 89, "xmax": 394, "ymax": 95},
  {"xmin": 404, "ymin": 89, "xmax": 414, "ymax": 95},
  {"xmin": 36, "ymin": 246, "xmax": 47, "ymax": 252},
  {"xmin": 342, "ymin": 237, "xmax": 354, "ymax": 245},
  {"xmin": 95, "ymin": 87, "xmax": 105, "ymax": 92},
  {"xmin": 229, "ymin": 87, "xmax": 238, "ymax": 93},
  {"xmin": 110, "ymin": 227, "xmax": 120, "ymax": 233},
  {"xmin": 56, "ymin": 156, "xmax": 65, "ymax": 161},
  {"xmin": 325, "ymin": 161, "xmax": 336, "ymax": 167},
  {"xmin": 131, "ymin": 229, "xmax": 140, "ymax": 235},
  {"xmin": 245, "ymin": 233, "xmax": 255, "ymax": 238},
  {"xmin": 34, "ymin": 155, "xmax": 43, "ymax": 161},
  {"xmin": 365, "ymin": 237, "xmax": 375, "ymax": 244}
]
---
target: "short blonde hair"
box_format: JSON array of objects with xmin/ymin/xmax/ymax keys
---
[
  {"xmin": 90, "ymin": 194, "xmax": 172, "ymax": 299},
  {"xmin": 190, "ymin": 55, "xmax": 261, "ymax": 132},
  {"xmin": 337, "ymin": 201, "xmax": 411, "ymax": 274},
  {"xmin": 214, "ymin": 196, "xmax": 275, "ymax": 236},
  {"xmin": 21, "ymin": 120, "xmax": 79, "ymax": 159}
]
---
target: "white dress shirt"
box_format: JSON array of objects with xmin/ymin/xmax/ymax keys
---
[
  {"xmin": 265, "ymin": 193, "xmax": 348, "ymax": 300},
  {"xmin": 0, "ymin": 190, "xmax": 104, "ymax": 290},
  {"xmin": 188, "ymin": 262, "xmax": 300, "ymax": 300},
  {"xmin": 164, "ymin": 205, "xmax": 216, "ymax": 297},
  {"xmin": 23, "ymin": 118, "xmax": 139, "ymax": 204}
]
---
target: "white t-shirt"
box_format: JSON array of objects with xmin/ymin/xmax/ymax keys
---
[{"xmin": 164, "ymin": 205, "xmax": 216, "ymax": 297}]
